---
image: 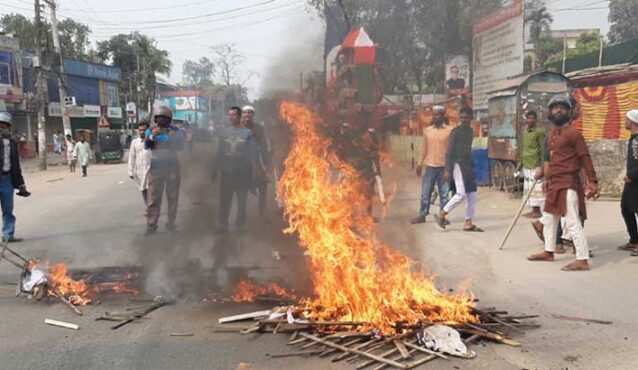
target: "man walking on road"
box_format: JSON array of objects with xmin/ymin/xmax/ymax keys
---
[
  {"xmin": 213, "ymin": 106, "xmax": 255, "ymax": 234},
  {"xmin": 411, "ymin": 105, "xmax": 452, "ymax": 224},
  {"xmin": 528, "ymin": 96, "xmax": 598, "ymax": 271},
  {"xmin": 521, "ymin": 111, "xmax": 545, "ymax": 219},
  {"xmin": 144, "ymin": 106, "xmax": 185, "ymax": 235},
  {"xmin": 128, "ymin": 120, "xmax": 152, "ymax": 205},
  {"xmin": 436, "ymin": 107, "xmax": 482, "ymax": 232},
  {"xmin": 73, "ymin": 134, "xmax": 92, "ymax": 177},
  {"xmin": 242, "ymin": 105, "xmax": 271, "ymax": 217},
  {"xmin": 65, "ymin": 134, "xmax": 76, "ymax": 173},
  {"xmin": 0, "ymin": 112, "xmax": 29, "ymax": 243},
  {"xmin": 620, "ymin": 109, "xmax": 638, "ymax": 256}
]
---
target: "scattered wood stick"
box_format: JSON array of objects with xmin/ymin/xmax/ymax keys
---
[
  {"xmin": 393, "ymin": 340, "xmax": 411, "ymax": 359},
  {"xmin": 54, "ymin": 291, "xmax": 83, "ymax": 316},
  {"xmin": 169, "ymin": 333, "xmax": 194, "ymax": 337},
  {"xmin": 551, "ymin": 314, "xmax": 612, "ymax": 325},
  {"xmin": 460, "ymin": 328, "xmax": 521, "ymax": 347},
  {"xmin": 218, "ymin": 310, "xmax": 271, "ymax": 324},
  {"xmin": 486, "ymin": 314, "xmax": 525, "ymax": 333},
  {"xmin": 268, "ymin": 350, "xmax": 324, "ymax": 358},
  {"xmin": 299, "ymin": 333, "xmax": 408, "ymax": 369},
  {"xmin": 402, "ymin": 341, "xmax": 448, "ymax": 360},
  {"xmin": 45, "ymin": 318, "xmax": 79, "ymax": 330}
]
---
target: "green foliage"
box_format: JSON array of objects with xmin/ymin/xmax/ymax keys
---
[
  {"xmin": 545, "ymin": 31, "xmax": 604, "ymax": 65},
  {"xmin": 608, "ymin": 0, "xmax": 638, "ymax": 44},
  {"xmin": 182, "ymin": 57, "xmax": 214, "ymax": 87},
  {"xmin": 535, "ymin": 34, "xmax": 563, "ymax": 66}
]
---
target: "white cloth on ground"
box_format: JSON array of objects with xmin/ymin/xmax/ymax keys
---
[
  {"xmin": 443, "ymin": 163, "xmax": 477, "ymax": 220},
  {"xmin": 523, "ymin": 167, "xmax": 544, "ymax": 208},
  {"xmin": 539, "ymin": 189, "xmax": 590, "ymax": 260}
]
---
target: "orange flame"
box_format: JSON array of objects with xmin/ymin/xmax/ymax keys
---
[
  {"xmin": 232, "ymin": 278, "xmax": 296, "ymax": 303},
  {"xmin": 47, "ymin": 263, "xmax": 93, "ymax": 305},
  {"xmin": 278, "ymin": 101, "xmax": 477, "ymax": 333}
]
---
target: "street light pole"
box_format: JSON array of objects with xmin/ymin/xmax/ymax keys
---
[
  {"xmin": 34, "ymin": 0, "xmax": 47, "ymax": 170},
  {"xmin": 45, "ymin": 0, "xmax": 72, "ymax": 136}
]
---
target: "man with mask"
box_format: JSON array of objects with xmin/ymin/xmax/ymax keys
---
[
  {"xmin": 73, "ymin": 133, "xmax": 92, "ymax": 177},
  {"xmin": 144, "ymin": 106, "xmax": 185, "ymax": 235},
  {"xmin": 436, "ymin": 107, "xmax": 482, "ymax": 232},
  {"xmin": 528, "ymin": 96, "xmax": 598, "ymax": 271},
  {"xmin": 212, "ymin": 106, "xmax": 255, "ymax": 233},
  {"xmin": 128, "ymin": 119, "xmax": 152, "ymax": 206},
  {"xmin": 0, "ymin": 112, "xmax": 29, "ymax": 242},
  {"xmin": 411, "ymin": 105, "xmax": 452, "ymax": 224},
  {"xmin": 242, "ymin": 105, "xmax": 271, "ymax": 217}
]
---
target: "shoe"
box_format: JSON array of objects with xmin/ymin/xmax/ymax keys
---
[
  {"xmin": 7, "ymin": 237, "xmax": 23, "ymax": 243},
  {"xmin": 144, "ymin": 227, "xmax": 157, "ymax": 236},
  {"xmin": 410, "ymin": 215, "xmax": 426, "ymax": 224},
  {"xmin": 166, "ymin": 223, "xmax": 177, "ymax": 232}
]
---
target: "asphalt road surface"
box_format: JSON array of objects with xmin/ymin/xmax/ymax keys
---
[{"xmin": 1, "ymin": 151, "xmax": 637, "ymax": 370}]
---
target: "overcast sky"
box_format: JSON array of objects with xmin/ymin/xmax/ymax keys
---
[{"xmin": 2, "ymin": 0, "xmax": 611, "ymax": 99}]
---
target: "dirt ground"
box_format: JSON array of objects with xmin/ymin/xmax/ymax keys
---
[{"xmin": 0, "ymin": 149, "xmax": 636, "ymax": 370}]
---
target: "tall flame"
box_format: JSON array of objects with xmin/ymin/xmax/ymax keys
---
[{"xmin": 278, "ymin": 101, "xmax": 477, "ymax": 333}]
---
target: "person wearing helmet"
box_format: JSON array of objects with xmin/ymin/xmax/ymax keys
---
[
  {"xmin": 144, "ymin": 105, "xmax": 185, "ymax": 235},
  {"xmin": 242, "ymin": 105, "xmax": 271, "ymax": 217},
  {"xmin": 0, "ymin": 112, "xmax": 28, "ymax": 243},
  {"xmin": 528, "ymin": 95, "xmax": 598, "ymax": 271}
]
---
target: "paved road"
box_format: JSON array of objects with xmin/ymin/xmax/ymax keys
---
[{"xmin": 1, "ymin": 150, "xmax": 636, "ymax": 370}]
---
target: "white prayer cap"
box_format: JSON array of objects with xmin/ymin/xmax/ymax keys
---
[
  {"xmin": 627, "ymin": 109, "xmax": 638, "ymax": 124},
  {"xmin": 242, "ymin": 105, "xmax": 255, "ymax": 112},
  {"xmin": 432, "ymin": 105, "xmax": 445, "ymax": 113}
]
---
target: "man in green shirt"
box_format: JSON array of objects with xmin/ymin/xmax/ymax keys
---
[{"xmin": 521, "ymin": 111, "xmax": 545, "ymax": 218}]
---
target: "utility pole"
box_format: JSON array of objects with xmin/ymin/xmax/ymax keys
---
[
  {"xmin": 45, "ymin": 0, "xmax": 72, "ymax": 136},
  {"xmin": 34, "ymin": 0, "xmax": 47, "ymax": 170}
]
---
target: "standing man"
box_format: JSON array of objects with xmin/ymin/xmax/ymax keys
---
[
  {"xmin": 620, "ymin": 109, "xmax": 638, "ymax": 256},
  {"xmin": 242, "ymin": 105, "xmax": 271, "ymax": 217},
  {"xmin": 528, "ymin": 96, "xmax": 598, "ymax": 271},
  {"xmin": 436, "ymin": 107, "xmax": 482, "ymax": 232},
  {"xmin": 65, "ymin": 134, "xmax": 76, "ymax": 173},
  {"xmin": 128, "ymin": 120, "xmax": 152, "ymax": 205},
  {"xmin": 145, "ymin": 106, "xmax": 185, "ymax": 235},
  {"xmin": 411, "ymin": 105, "xmax": 452, "ymax": 224},
  {"xmin": 212, "ymin": 106, "xmax": 254, "ymax": 234},
  {"xmin": 521, "ymin": 111, "xmax": 545, "ymax": 218},
  {"xmin": 73, "ymin": 134, "xmax": 92, "ymax": 177},
  {"xmin": 0, "ymin": 112, "xmax": 29, "ymax": 243},
  {"xmin": 52, "ymin": 130, "xmax": 62, "ymax": 155}
]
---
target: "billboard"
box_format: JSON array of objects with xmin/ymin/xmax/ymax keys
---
[
  {"xmin": 445, "ymin": 55, "xmax": 471, "ymax": 96},
  {"xmin": 472, "ymin": 0, "xmax": 525, "ymax": 110}
]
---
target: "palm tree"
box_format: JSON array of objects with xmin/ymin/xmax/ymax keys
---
[{"xmin": 526, "ymin": 4, "xmax": 553, "ymax": 45}]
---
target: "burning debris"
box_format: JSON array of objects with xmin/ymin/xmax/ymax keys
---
[{"xmin": 232, "ymin": 278, "xmax": 296, "ymax": 303}]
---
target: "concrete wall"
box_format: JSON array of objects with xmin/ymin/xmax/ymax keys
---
[{"xmin": 386, "ymin": 134, "xmax": 628, "ymax": 196}]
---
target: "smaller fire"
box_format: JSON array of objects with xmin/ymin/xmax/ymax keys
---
[
  {"xmin": 47, "ymin": 263, "xmax": 92, "ymax": 305},
  {"xmin": 232, "ymin": 278, "xmax": 296, "ymax": 303}
]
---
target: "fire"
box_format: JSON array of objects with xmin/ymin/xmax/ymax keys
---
[
  {"xmin": 47, "ymin": 263, "xmax": 92, "ymax": 305},
  {"xmin": 232, "ymin": 278, "xmax": 296, "ymax": 303},
  {"xmin": 277, "ymin": 101, "xmax": 478, "ymax": 333}
]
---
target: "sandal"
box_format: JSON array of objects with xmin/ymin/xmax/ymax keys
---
[
  {"xmin": 561, "ymin": 261, "xmax": 590, "ymax": 271},
  {"xmin": 618, "ymin": 243, "xmax": 637, "ymax": 251},
  {"xmin": 631, "ymin": 251, "xmax": 638, "ymax": 257},
  {"xmin": 434, "ymin": 214, "xmax": 446, "ymax": 230},
  {"xmin": 463, "ymin": 225, "xmax": 484, "ymax": 232}
]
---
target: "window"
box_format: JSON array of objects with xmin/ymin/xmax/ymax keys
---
[{"xmin": 0, "ymin": 51, "xmax": 13, "ymax": 85}]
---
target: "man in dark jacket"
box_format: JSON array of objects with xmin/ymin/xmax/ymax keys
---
[
  {"xmin": 0, "ymin": 112, "xmax": 29, "ymax": 242},
  {"xmin": 436, "ymin": 107, "xmax": 482, "ymax": 232},
  {"xmin": 621, "ymin": 110, "xmax": 638, "ymax": 256}
]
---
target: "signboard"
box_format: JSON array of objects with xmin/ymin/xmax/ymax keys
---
[
  {"xmin": 472, "ymin": 0, "xmax": 525, "ymax": 110},
  {"xmin": 126, "ymin": 102, "xmax": 137, "ymax": 117},
  {"xmin": 175, "ymin": 96, "xmax": 198, "ymax": 111},
  {"xmin": 445, "ymin": 55, "xmax": 471, "ymax": 96},
  {"xmin": 107, "ymin": 107, "xmax": 122, "ymax": 118},
  {"xmin": 83, "ymin": 105, "xmax": 101, "ymax": 117},
  {"xmin": 48, "ymin": 102, "xmax": 85, "ymax": 118},
  {"xmin": 64, "ymin": 96, "xmax": 77, "ymax": 107},
  {"xmin": 63, "ymin": 59, "xmax": 121, "ymax": 82}
]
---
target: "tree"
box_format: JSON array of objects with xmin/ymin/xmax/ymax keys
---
[
  {"xmin": 0, "ymin": 13, "xmax": 36, "ymax": 50},
  {"xmin": 97, "ymin": 32, "xmax": 172, "ymax": 108},
  {"xmin": 545, "ymin": 31, "xmax": 605, "ymax": 65},
  {"xmin": 58, "ymin": 18, "xmax": 92, "ymax": 61},
  {"xmin": 608, "ymin": 0, "xmax": 638, "ymax": 44},
  {"xmin": 210, "ymin": 43, "xmax": 255, "ymax": 87},
  {"xmin": 525, "ymin": 1, "xmax": 553, "ymax": 45},
  {"xmin": 182, "ymin": 57, "xmax": 214, "ymax": 87}
]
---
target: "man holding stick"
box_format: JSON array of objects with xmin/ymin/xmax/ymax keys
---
[{"xmin": 528, "ymin": 96, "xmax": 598, "ymax": 271}]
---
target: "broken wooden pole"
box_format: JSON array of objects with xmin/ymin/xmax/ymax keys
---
[{"xmin": 45, "ymin": 318, "xmax": 79, "ymax": 330}]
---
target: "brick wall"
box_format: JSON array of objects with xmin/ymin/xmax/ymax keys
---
[{"xmin": 588, "ymin": 140, "xmax": 627, "ymax": 196}]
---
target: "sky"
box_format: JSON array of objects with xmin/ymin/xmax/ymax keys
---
[{"xmin": 1, "ymin": 0, "xmax": 612, "ymax": 99}]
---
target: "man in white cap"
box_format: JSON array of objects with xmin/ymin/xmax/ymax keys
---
[
  {"xmin": 411, "ymin": 105, "xmax": 452, "ymax": 224},
  {"xmin": 620, "ymin": 109, "xmax": 638, "ymax": 256},
  {"xmin": 242, "ymin": 105, "xmax": 271, "ymax": 217},
  {"xmin": 0, "ymin": 112, "xmax": 29, "ymax": 242}
]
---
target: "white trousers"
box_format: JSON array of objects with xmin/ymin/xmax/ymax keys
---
[
  {"xmin": 443, "ymin": 163, "xmax": 477, "ymax": 220},
  {"xmin": 539, "ymin": 189, "xmax": 589, "ymax": 260},
  {"xmin": 523, "ymin": 167, "xmax": 544, "ymax": 208}
]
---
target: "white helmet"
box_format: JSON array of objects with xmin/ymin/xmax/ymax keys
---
[
  {"xmin": 0, "ymin": 112, "xmax": 13, "ymax": 126},
  {"xmin": 242, "ymin": 105, "xmax": 255, "ymax": 113}
]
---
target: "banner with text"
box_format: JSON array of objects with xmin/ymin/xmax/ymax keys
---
[{"xmin": 472, "ymin": 0, "xmax": 524, "ymax": 110}]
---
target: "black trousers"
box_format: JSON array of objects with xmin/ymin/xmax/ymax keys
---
[
  {"xmin": 622, "ymin": 204, "xmax": 638, "ymax": 244},
  {"xmin": 219, "ymin": 170, "xmax": 249, "ymax": 229},
  {"xmin": 82, "ymin": 166, "xmax": 87, "ymax": 176}
]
